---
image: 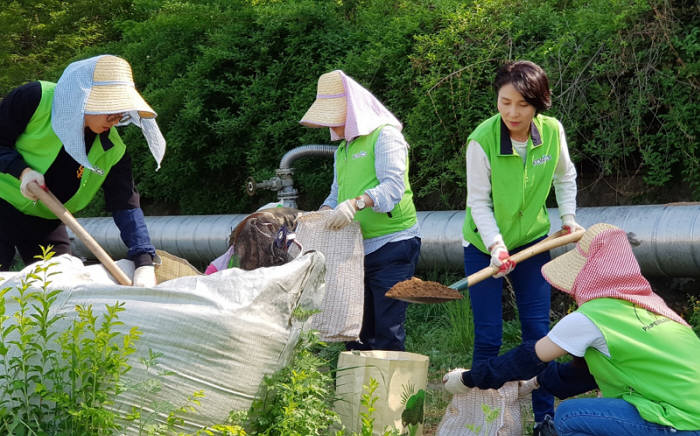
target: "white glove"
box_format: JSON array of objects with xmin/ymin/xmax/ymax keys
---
[
  {"xmin": 133, "ymin": 265, "xmax": 157, "ymax": 287},
  {"xmin": 19, "ymin": 169, "xmax": 46, "ymax": 201},
  {"xmin": 561, "ymin": 214, "xmax": 584, "ymax": 234},
  {"xmin": 490, "ymin": 242, "xmax": 516, "ymax": 278},
  {"xmin": 326, "ymin": 199, "xmax": 356, "ymax": 230},
  {"xmin": 442, "ymin": 368, "xmax": 471, "ymax": 395}
]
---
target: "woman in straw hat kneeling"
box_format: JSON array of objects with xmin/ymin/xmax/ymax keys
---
[
  {"xmin": 0, "ymin": 55, "xmax": 166, "ymax": 287},
  {"xmin": 300, "ymin": 70, "xmax": 421, "ymax": 351},
  {"xmin": 443, "ymin": 223, "xmax": 700, "ymax": 436}
]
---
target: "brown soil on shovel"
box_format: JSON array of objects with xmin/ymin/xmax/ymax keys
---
[{"xmin": 385, "ymin": 277, "xmax": 463, "ymax": 304}]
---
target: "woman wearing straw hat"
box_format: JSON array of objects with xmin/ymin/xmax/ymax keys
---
[
  {"xmin": 0, "ymin": 55, "xmax": 166, "ymax": 287},
  {"xmin": 300, "ymin": 70, "xmax": 421, "ymax": 351},
  {"xmin": 461, "ymin": 60, "xmax": 583, "ymax": 432},
  {"xmin": 443, "ymin": 223, "xmax": 700, "ymax": 435}
]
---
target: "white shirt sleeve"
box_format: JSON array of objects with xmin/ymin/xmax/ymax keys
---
[
  {"xmin": 552, "ymin": 121, "xmax": 577, "ymax": 218},
  {"xmin": 547, "ymin": 312, "xmax": 610, "ymax": 357},
  {"xmin": 465, "ymin": 140, "xmax": 503, "ymax": 250}
]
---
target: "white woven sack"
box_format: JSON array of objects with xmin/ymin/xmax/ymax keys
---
[
  {"xmin": 295, "ymin": 210, "xmax": 364, "ymax": 342},
  {"xmin": 0, "ymin": 251, "xmax": 326, "ymax": 434},
  {"xmin": 437, "ymin": 381, "xmax": 523, "ymax": 436}
]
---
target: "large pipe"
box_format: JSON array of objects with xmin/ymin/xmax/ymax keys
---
[{"xmin": 68, "ymin": 203, "xmax": 700, "ymax": 277}]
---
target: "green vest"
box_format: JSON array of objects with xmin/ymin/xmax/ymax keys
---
[
  {"xmin": 0, "ymin": 81, "xmax": 126, "ymax": 219},
  {"xmin": 578, "ymin": 298, "xmax": 700, "ymax": 430},
  {"xmin": 462, "ymin": 114, "xmax": 560, "ymax": 253},
  {"xmin": 336, "ymin": 126, "xmax": 417, "ymax": 239}
]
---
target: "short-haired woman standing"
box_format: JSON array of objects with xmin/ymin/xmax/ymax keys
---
[{"xmin": 460, "ymin": 60, "xmax": 582, "ymax": 435}]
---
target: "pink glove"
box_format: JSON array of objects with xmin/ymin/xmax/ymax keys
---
[
  {"xmin": 561, "ymin": 214, "xmax": 584, "ymax": 234},
  {"xmin": 19, "ymin": 169, "xmax": 46, "ymax": 201},
  {"xmin": 326, "ymin": 199, "xmax": 356, "ymax": 230},
  {"xmin": 490, "ymin": 242, "xmax": 516, "ymax": 278}
]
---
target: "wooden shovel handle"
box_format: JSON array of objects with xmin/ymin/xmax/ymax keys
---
[
  {"xmin": 28, "ymin": 183, "xmax": 133, "ymax": 286},
  {"xmin": 449, "ymin": 229, "xmax": 585, "ymax": 291}
]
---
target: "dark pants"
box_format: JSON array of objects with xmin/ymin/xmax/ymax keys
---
[
  {"xmin": 464, "ymin": 235, "xmax": 554, "ymax": 421},
  {"xmin": 0, "ymin": 203, "xmax": 71, "ymax": 270},
  {"xmin": 347, "ymin": 236, "xmax": 421, "ymax": 351}
]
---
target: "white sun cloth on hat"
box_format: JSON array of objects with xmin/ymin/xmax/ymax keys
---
[
  {"xmin": 300, "ymin": 70, "xmax": 402, "ymax": 142},
  {"xmin": 51, "ymin": 55, "xmax": 166, "ymax": 174}
]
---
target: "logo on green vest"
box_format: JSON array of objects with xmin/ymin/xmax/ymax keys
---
[{"xmin": 532, "ymin": 155, "xmax": 552, "ymax": 166}]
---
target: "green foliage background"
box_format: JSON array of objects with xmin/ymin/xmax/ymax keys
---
[{"xmin": 1, "ymin": 0, "xmax": 697, "ymax": 214}]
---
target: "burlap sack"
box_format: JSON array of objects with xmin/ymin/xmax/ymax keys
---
[
  {"xmin": 295, "ymin": 210, "xmax": 364, "ymax": 342},
  {"xmin": 436, "ymin": 381, "xmax": 524, "ymax": 436},
  {"xmin": 154, "ymin": 249, "xmax": 202, "ymax": 283}
]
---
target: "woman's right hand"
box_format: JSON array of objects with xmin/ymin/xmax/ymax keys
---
[
  {"xmin": 489, "ymin": 242, "xmax": 516, "ymax": 277},
  {"xmin": 19, "ymin": 168, "xmax": 45, "ymax": 201}
]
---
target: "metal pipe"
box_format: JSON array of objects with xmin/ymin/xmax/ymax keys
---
[
  {"xmin": 246, "ymin": 145, "xmax": 337, "ymax": 208},
  {"xmin": 279, "ymin": 144, "xmax": 337, "ymax": 170},
  {"xmin": 69, "ymin": 204, "xmax": 700, "ymax": 277}
]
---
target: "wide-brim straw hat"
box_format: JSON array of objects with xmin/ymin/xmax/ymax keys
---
[
  {"xmin": 84, "ymin": 55, "xmax": 156, "ymax": 119},
  {"xmin": 541, "ymin": 223, "xmax": 619, "ymax": 293},
  {"xmin": 300, "ymin": 70, "xmax": 347, "ymax": 127}
]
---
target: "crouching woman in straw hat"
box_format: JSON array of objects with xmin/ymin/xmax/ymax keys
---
[
  {"xmin": 443, "ymin": 223, "xmax": 700, "ymax": 436},
  {"xmin": 0, "ymin": 55, "xmax": 166, "ymax": 287},
  {"xmin": 300, "ymin": 70, "xmax": 421, "ymax": 351}
]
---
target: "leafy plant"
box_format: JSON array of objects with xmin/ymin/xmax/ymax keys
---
[
  {"xmin": 0, "ymin": 246, "xmax": 138, "ymax": 434},
  {"xmin": 0, "ymin": 248, "xmax": 244, "ymax": 435},
  {"xmin": 246, "ymin": 330, "xmax": 341, "ymax": 435}
]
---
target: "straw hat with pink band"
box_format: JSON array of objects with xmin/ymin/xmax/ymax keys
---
[
  {"xmin": 541, "ymin": 223, "xmax": 689, "ymax": 326},
  {"xmin": 299, "ymin": 70, "xmax": 402, "ymax": 142}
]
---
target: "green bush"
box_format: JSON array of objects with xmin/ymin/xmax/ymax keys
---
[{"xmin": 1, "ymin": 0, "xmax": 697, "ymax": 215}]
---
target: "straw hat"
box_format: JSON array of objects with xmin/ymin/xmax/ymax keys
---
[
  {"xmin": 300, "ymin": 70, "xmax": 347, "ymax": 127},
  {"xmin": 541, "ymin": 222, "xmax": 690, "ymax": 326},
  {"xmin": 84, "ymin": 55, "xmax": 155, "ymax": 119},
  {"xmin": 541, "ymin": 223, "xmax": 619, "ymax": 293}
]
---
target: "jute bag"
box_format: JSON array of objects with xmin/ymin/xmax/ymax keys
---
[
  {"xmin": 295, "ymin": 210, "xmax": 364, "ymax": 342},
  {"xmin": 335, "ymin": 350, "xmax": 429, "ymax": 436},
  {"xmin": 154, "ymin": 249, "xmax": 202, "ymax": 283},
  {"xmin": 436, "ymin": 381, "xmax": 524, "ymax": 436}
]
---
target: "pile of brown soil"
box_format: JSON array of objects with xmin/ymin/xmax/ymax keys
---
[{"xmin": 385, "ymin": 277, "xmax": 463, "ymax": 304}]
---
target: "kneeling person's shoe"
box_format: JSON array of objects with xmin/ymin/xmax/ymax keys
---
[{"xmin": 533, "ymin": 415, "xmax": 557, "ymax": 436}]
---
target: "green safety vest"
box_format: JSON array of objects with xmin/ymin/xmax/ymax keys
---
[
  {"xmin": 462, "ymin": 114, "xmax": 560, "ymax": 253},
  {"xmin": 336, "ymin": 126, "xmax": 417, "ymax": 239},
  {"xmin": 0, "ymin": 81, "xmax": 126, "ymax": 219},
  {"xmin": 578, "ymin": 298, "xmax": 700, "ymax": 430}
]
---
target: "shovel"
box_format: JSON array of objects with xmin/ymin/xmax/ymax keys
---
[
  {"xmin": 385, "ymin": 228, "xmax": 585, "ymax": 304},
  {"xmin": 28, "ymin": 183, "xmax": 133, "ymax": 286}
]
